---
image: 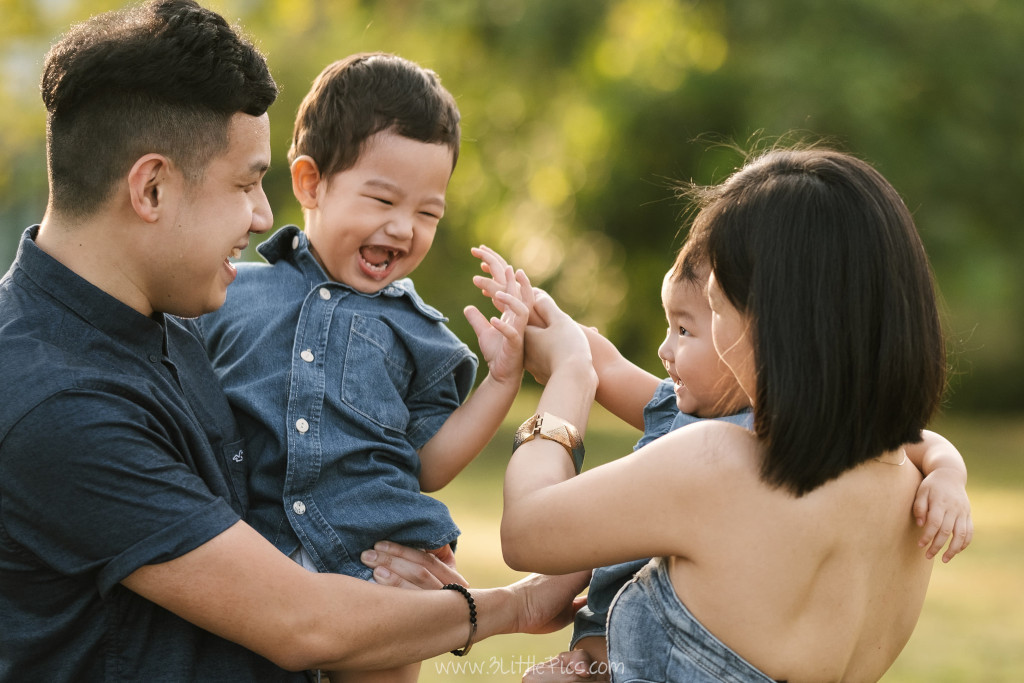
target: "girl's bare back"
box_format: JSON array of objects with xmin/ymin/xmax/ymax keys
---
[{"xmin": 668, "ymin": 431, "xmax": 933, "ymax": 682}]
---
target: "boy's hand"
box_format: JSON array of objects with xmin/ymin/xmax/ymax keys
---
[
  {"xmin": 464, "ymin": 265, "xmax": 534, "ymax": 384},
  {"xmin": 471, "ymin": 245, "xmax": 543, "ymax": 326},
  {"xmin": 913, "ymin": 468, "xmax": 973, "ymax": 563}
]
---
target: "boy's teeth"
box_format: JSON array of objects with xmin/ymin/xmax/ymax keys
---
[
  {"xmin": 229, "ymin": 247, "xmax": 242, "ymax": 259},
  {"xmin": 361, "ymin": 246, "xmax": 396, "ymax": 269}
]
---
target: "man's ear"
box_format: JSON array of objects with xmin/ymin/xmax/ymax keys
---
[
  {"xmin": 290, "ymin": 155, "xmax": 323, "ymax": 209},
  {"xmin": 127, "ymin": 154, "xmax": 175, "ymax": 223}
]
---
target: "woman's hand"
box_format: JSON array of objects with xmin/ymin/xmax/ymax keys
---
[{"xmin": 521, "ymin": 290, "xmax": 594, "ymax": 386}]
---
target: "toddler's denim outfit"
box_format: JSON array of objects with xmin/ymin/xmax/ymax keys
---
[{"xmin": 195, "ymin": 226, "xmax": 477, "ymax": 579}]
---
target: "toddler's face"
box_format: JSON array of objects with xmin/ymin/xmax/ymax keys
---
[
  {"xmin": 304, "ymin": 129, "xmax": 453, "ymax": 293},
  {"xmin": 657, "ymin": 270, "xmax": 749, "ymax": 418}
]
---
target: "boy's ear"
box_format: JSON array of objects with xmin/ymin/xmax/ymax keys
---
[
  {"xmin": 291, "ymin": 155, "xmax": 323, "ymax": 209},
  {"xmin": 127, "ymin": 154, "xmax": 176, "ymax": 223}
]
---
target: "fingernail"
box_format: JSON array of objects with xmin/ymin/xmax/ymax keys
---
[
  {"xmin": 374, "ymin": 566, "xmax": 392, "ymax": 579},
  {"xmin": 375, "ymin": 541, "xmax": 391, "ymax": 551},
  {"xmin": 362, "ymin": 550, "xmax": 377, "ymax": 562}
]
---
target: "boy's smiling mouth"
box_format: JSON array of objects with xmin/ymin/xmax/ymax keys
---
[{"xmin": 359, "ymin": 245, "xmax": 404, "ymax": 279}]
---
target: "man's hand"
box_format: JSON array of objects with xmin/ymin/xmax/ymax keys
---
[{"xmin": 361, "ymin": 541, "xmax": 468, "ymax": 588}]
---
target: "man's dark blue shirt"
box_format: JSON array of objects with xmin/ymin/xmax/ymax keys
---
[{"xmin": 0, "ymin": 227, "xmax": 304, "ymax": 681}]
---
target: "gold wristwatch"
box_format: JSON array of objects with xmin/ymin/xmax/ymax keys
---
[{"xmin": 512, "ymin": 412, "xmax": 585, "ymax": 474}]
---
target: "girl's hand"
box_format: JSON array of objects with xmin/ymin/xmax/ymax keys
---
[{"xmin": 913, "ymin": 468, "xmax": 973, "ymax": 562}]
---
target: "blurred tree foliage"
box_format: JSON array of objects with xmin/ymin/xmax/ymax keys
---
[{"xmin": 2, "ymin": 0, "xmax": 1021, "ymax": 411}]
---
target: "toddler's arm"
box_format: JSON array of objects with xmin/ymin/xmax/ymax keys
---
[
  {"xmin": 581, "ymin": 325, "xmax": 660, "ymax": 432},
  {"xmin": 905, "ymin": 430, "xmax": 973, "ymax": 562},
  {"xmin": 417, "ymin": 267, "xmax": 533, "ymax": 492}
]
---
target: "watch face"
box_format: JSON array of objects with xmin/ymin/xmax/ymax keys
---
[{"xmin": 513, "ymin": 413, "xmax": 585, "ymax": 474}]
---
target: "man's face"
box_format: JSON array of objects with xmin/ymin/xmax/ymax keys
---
[{"xmin": 152, "ymin": 112, "xmax": 272, "ymax": 317}]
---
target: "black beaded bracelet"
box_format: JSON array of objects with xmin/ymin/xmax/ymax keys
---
[{"xmin": 442, "ymin": 583, "xmax": 477, "ymax": 656}]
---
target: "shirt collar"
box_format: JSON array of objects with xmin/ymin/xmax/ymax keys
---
[
  {"xmin": 16, "ymin": 226, "xmax": 168, "ymax": 358},
  {"xmin": 255, "ymin": 225, "xmax": 421, "ymax": 301}
]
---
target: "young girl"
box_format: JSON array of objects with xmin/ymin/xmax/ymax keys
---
[{"xmin": 496, "ymin": 147, "xmax": 972, "ymax": 681}]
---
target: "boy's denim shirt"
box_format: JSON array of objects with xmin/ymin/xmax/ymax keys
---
[{"xmin": 195, "ymin": 225, "xmax": 478, "ymax": 579}]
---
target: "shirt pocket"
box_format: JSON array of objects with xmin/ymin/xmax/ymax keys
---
[
  {"xmin": 341, "ymin": 314, "xmax": 412, "ymax": 433},
  {"xmin": 221, "ymin": 438, "xmax": 250, "ymax": 513}
]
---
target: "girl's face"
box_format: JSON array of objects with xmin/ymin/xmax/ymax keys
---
[
  {"xmin": 707, "ymin": 272, "xmax": 756, "ymax": 403},
  {"xmin": 657, "ymin": 270, "xmax": 748, "ymax": 417}
]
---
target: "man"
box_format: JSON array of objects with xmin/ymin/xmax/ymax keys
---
[{"xmin": 0, "ymin": 2, "xmax": 584, "ymax": 679}]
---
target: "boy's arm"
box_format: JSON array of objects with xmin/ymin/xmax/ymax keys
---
[
  {"xmin": 417, "ymin": 372, "xmax": 521, "ymax": 492},
  {"xmin": 905, "ymin": 429, "xmax": 973, "ymax": 562},
  {"xmin": 581, "ymin": 325, "xmax": 661, "ymax": 432},
  {"xmin": 417, "ymin": 267, "xmax": 533, "ymax": 492}
]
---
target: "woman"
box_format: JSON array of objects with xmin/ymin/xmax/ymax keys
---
[{"xmin": 500, "ymin": 148, "xmax": 962, "ymax": 682}]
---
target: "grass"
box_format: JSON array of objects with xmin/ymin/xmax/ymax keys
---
[{"xmin": 418, "ymin": 396, "xmax": 1024, "ymax": 681}]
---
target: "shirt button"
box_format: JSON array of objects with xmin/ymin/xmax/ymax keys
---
[
  {"xmin": 295, "ymin": 418, "xmax": 309, "ymax": 433},
  {"xmin": 300, "ymin": 349, "xmax": 315, "ymax": 363},
  {"xmin": 292, "ymin": 500, "xmax": 306, "ymax": 515},
  {"xmin": 319, "ymin": 287, "xmax": 331, "ymax": 300},
  {"xmin": 291, "ymin": 235, "xmax": 299, "ymax": 250}
]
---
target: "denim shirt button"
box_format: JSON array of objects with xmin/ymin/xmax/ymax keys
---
[
  {"xmin": 300, "ymin": 349, "xmax": 314, "ymax": 363},
  {"xmin": 295, "ymin": 418, "xmax": 309, "ymax": 433},
  {"xmin": 291, "ymin": 235, "xmax": 299, "ymax": 250},
  {"xmin": 292, "ymin": 500, "xmax": 306, "ymax": 515},
  {"xmin": 318, "ymin": 287, "xmax": 331, "ymax": 300}
]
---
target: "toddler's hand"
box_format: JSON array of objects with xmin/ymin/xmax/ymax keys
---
[
  {"xmin": 913, "ymin": 468, "xmax": 973, "ymax": 562},
  {"xmin": 464, "ymin": 265, "xmax": 535, "ymax": 384},
  {"xmin": 471, "ymin": 245, "xmax": 543, "ymax": 326}
]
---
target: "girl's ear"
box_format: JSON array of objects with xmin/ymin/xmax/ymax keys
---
[
  {"xmin": 128, "ymin": 154, "xmax": 176, "ymax": 223},
  {"xmin": 290, "ymin": 155, "xmax": 322, "ymax": 210}
]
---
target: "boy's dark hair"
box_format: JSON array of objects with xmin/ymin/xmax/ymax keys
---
[
  {"xmin": 691, "ymin": 148, "xmax": 945, "ymax": 496},
  {"xmin": 288, "ymin": 53, "xmax": 461, "ymax": 179},
  {"xmin": 41, "ymin": 0, "xmax": 278, "ymax": 218}
]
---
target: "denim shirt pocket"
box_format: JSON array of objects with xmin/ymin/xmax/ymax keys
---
[
  {"xmin": 341, "ymin": 314, "xmax": 412, "ymax": 433},
  {"xmin": 221, "ymin": 438, "xmax": 250, "ymax": 514}
]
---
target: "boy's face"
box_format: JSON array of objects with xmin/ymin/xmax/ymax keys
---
[
  {"xmin": 304, "ymin": 129, "xmax": 453, "ymax": 293},
  {"xmin": 658, "ymin": 269, "xmax": 749, "ymax": 418},
  {"xmin": 148, "ymin": 112, "xmax": 272, "ymax": 317}
]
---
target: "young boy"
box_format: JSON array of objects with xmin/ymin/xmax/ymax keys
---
[
  {"xmin": 194, "ymin": 54, "xmax": 529, "ymax": 682},
  {"xmin": 473, "ymin": 239, "xmax": 973, "ymax": 676}
]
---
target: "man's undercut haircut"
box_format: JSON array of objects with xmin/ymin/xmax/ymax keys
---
[
  {"xmin": 41, "ymin": 0, "xmax": 278, "ymax": 218},
  {"xmin": 288, "ymin": 52, "xmax": 461, "ymax": 180},
  {"xmin": 694, "ymin": 148, "xmax": 946, "ymax": 496}
]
